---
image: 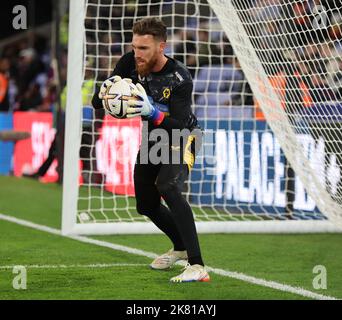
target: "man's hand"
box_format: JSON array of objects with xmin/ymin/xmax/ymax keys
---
[
  {"xmin": 126, "ymin": 84, "xmax": 164, "ymax": 126},
  {"xmin": 98, "ymin": 76, "xmax": 133, "ymax": 100},
  {"xmin": 126, "ymin": 83, "xmax": 153, "ymax": 117}
]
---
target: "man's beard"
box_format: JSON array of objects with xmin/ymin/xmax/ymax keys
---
[{"xmin": 135, "ymin": 55, "xmax": 158, "ymax": 77}]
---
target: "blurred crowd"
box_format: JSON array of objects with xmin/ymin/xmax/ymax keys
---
[
  {"xmin": 84, "ymin": 0, "xmax": 342, "ymax": 111},
  {"xmin": 249, "ymin": 0, "xmax": 342, "ymax": 105},
  {"xmin": 84, "ymin": 0, "xmax": 254, "ymax": 108},
  {"xmin": 1, "ymin": 0, "xmax": 342, "ymax": 115},
  {"xmin": 0, "ymin": 34, "xmax": 69, "ymax": 113}
]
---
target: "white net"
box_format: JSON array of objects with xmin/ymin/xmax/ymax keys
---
[
  {"xmin": 206, "ymin": 0, "xmax": 342, "ymax": 224},
  {"xmin": 69, "ymin": 0, "xmax": 342, "ymax": 231}
]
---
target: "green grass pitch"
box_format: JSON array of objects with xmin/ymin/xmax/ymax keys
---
[{"xmin": 0, "ymin": 176, "xmax": 342, "ymax": 300}]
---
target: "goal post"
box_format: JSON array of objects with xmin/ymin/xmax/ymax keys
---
[
  {"xmin": 62, "ymin": 0, "xmax": 85, "ymax": 235},
  {"xmin": 62, "ymin": 0, "xmax": 342, "ymax": 235}
]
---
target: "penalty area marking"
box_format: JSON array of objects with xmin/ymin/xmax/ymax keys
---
[{"xmin": 0, "ymin": 213, "xmax": 338, "ymax": 300}]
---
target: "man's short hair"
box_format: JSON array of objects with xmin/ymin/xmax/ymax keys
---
[{"xmin": 132, "ymin": 17, "xmax": 167, "ymax": 42}]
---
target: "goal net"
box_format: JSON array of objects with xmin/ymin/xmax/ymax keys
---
[{"xmin": 62, "ymin": 0, "xmax": 342, "ymax": 235}]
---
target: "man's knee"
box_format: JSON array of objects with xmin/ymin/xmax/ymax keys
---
[
  {"xmin": 156, "ymin": 180, "xmax": 180, "ymax": 198},
  {"xmin": 136, "ymin": 201, "xmax": 158, "ymax": 218}
]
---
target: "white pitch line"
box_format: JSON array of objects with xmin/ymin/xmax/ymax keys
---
[
  {"xmin": 207, "ymin": 267, "xmax": 336, "ymax": 300},
  {"xmin": 0, "ymin": 213, "xmax": 338, "ymax": 300},
  {"xmin": 0, "ymin": 263, "xmax": 146, "ymax": 270}
]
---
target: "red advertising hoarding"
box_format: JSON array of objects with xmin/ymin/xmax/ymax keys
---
[
  {"xmin": 96, "ymin": 115, "xmax": 142, "ymax": 196},
  {"xmin": 13, "ymin": 112, "xmax": 58, "ymax": 182},
  {"xmin": 12, "ymin": 112, "xmax": 141, "ymax": 194}
]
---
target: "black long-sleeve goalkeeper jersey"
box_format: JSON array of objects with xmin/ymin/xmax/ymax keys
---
[{"xmin": 91, "ymin": 51, "xmax": 198, "ymax": 137}]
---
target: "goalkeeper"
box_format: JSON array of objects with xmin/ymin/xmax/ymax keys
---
[{"xmin": 92, "ymin": 17, "xmax": 209, "ymax": 283}]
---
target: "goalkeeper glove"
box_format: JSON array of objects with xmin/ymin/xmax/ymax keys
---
[
  {"xmin": 98, "ymin": 75, "xmax": 133, "ymax": 99},
  {"xmin": 127, "ymin": 83, "xmax": 165, "ymax": 125}
]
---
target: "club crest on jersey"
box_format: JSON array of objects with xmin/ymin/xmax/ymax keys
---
[{"xmin": 163, "ymin": 88, "xmax": 171, "ymax": 99}]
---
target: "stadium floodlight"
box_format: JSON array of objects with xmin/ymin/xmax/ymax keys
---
[{"xmin": 62, "ymin": 0, "xmax": 342, "ymax": 235}]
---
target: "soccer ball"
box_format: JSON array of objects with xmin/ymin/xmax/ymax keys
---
[
  {"xmin": 79, "ymin": 212, "xmax": 91, "ymax": 222},
  {"xmin": 102, "ymin": 79, "xmax": 137, "ymax": 119}
]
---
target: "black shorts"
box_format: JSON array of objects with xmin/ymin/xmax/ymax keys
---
[{"xmin": 133, "ymin": 131, "xmax": 202, "ymax": 213}]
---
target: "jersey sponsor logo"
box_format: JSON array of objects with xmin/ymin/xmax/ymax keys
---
[{"xmin": 163, "ymin": 88, "xmax": 171, "ymax": 99}]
